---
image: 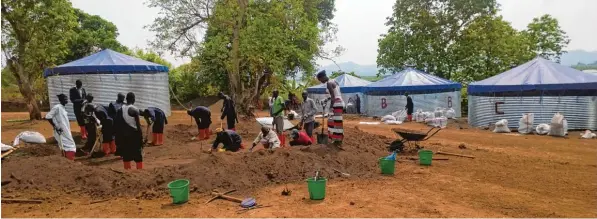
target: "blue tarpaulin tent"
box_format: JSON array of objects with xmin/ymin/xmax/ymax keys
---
[
  {"xmin": 468, "ymin": 57, "xmax": 597, "ymax": 94},
  {"xmin": 306, "ymin": 73, "xmax": 371, "ymax": 94},
  {"xmin": 43, "ymin": 49, "xmax": 169, "ymax": 77},
  {"xmin": 364, "ymin": 68, "xmax": 461, "ymax": 94}
]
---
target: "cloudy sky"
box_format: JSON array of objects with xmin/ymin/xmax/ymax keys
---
[{"xmin": 71, "ymin": 0, "xmax": 597, "ymax": 67}]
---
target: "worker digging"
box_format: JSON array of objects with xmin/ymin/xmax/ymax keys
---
[
  {"xmin": 141, "ymin": 107, "xmax": 168, "ymax": 146},
  {"xmin": 187, "ymin": 106, "xmax": 212, "ymax": 141},
  {"xmin": 250, "ymin": 126, "xmax": 281, "ymax": 152},
  {"xmin": 317, "ymin": 70, "xmax": 345, "ymax": 146},
  {"xmin": 211, "ymin": 128, "xmax": 244, "ymax": 152}
]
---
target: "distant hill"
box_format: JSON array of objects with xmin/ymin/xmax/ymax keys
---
[
  {"xmin": 318, "ymin": 50, "xmax": 597, "ymax": 77},
  {"xmin": 317, "ymin": 61, "xmax": 379, "ymax": 76},
  {"xmin": 561, "ymin": 50, "xmax": 597, "ymax": 66}
]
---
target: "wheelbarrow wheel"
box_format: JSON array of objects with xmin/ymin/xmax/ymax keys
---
[{"xmin": 387, "ymin": 140, "xmax": 405, "ymax": 152}]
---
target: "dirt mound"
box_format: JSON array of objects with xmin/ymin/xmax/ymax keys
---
[
  {"xmin": 14, "ymin": 143, "xmax": 62, "ymax": 157},
  {"xmin": 1, "ymin": 124, "xmax": 394, "ymax": 199}
]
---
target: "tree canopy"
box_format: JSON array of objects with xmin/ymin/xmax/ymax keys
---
[
  {"xmin": 2, "ymin": 0, "xmax": 78, "ymax": 119},
  {"xmin": 377, "ymin": 0, "xmax": 570, "ymax": 83},
  {"xmin": 148, "ymin": 0, "xmax": 338, "ymax": 115}
]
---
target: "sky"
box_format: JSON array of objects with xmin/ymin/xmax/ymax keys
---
[{"xmin": 70, "ymin": 0, "xmax": 597, "ymax": 67}]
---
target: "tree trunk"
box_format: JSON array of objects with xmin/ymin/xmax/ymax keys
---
[
  {"xmin": 8, "ymin": 61, "xmax": 42, "ymax": 120},
  {"xmin": 229, "ymin": 0, "xmax": 248, "ymax": 115}
]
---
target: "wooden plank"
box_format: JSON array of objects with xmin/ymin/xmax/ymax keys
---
[
  {"xmin": 2, "ymin": 198, "xmax": 43, "ymax": 204},
  {"xmin": 436, "ymin": 151, "xmax": 475, "ymax": 159}
]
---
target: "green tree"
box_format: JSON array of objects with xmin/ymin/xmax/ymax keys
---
[
  {"xmin": 523, "ymin": 14, "xmax": 570, "ymax": 63},
  {"xmin": 148, "ymin": 0, "xmax": 335, "ymax": 115},
  {"xmin": 377, "ymin": 0, "xmax": 498, "ymax": 79},
  {"xmin": 1, "ymin": 0, "xmax": 78, "ymax": 119},
  {"xmin": 62, "ymin": 9, "xmax": 128, "ymax": 63},
  {"xmin": 451, "ymin": 16, "xmax": 533, "ymax": 82}
]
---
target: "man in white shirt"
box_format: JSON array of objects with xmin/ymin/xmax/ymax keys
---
[
  {"xmin": 250, "ymin": 126, "xmax": 280, "ymax": 152},
  {"xmin": 46, "ymin": 94, "xmax": 77, "ymax": 160},
  {"xmin": 300, "ymin": 91, "xmax": 317, "ymax": 143}
]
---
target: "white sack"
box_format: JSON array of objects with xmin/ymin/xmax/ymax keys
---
[
  {"xmin": 414, "ymin": 109, "xmax": 425, "ymax": 123},
  {"xmin": 13, "ymin": 131, "xmax": 46, "ymax": 146},
  {"xmin": 381, "ymin": 115, "xmax": 396, "ymax": 122},
  {"xmin": 256, "ymin": 117, "xmax": 296, "ymax": 131},
  {"xmin": 434, "ymin": 107, "xmax": 445, "ymax": 118},
  {"xmin": 445, "ymin": 108, "xmax": 456, "ymax": 119},
  {"xmin": 424, "ymin": 117, "xmax": 448, "ymax": 128},
  {"xmin": 394, "ymin": 110, "xmax": 407, "ymax": 122},
  {"xmin": 493, "ymin": 119, "xmax": 511, "ymax": 133},
  {"xmin": 580, "ymin": 130, "xmax": 596, "ymax": 139},
  {"xmin": 383, "ymin": 120, "xmax": 403, "ymax": 125},
  {"xmin": 1, "ymin": 143, "xmax": 14, "ymax": 152},
  {"xmin": 518, "ymin": 113, "xmax": 535, "ymax": 134},
  {"xmin": 536, "ymin": 124, "xmax": 550, "ymax": 135},
  {"xmin": 548, "ymin": 113, "xmax": 567, "ymax": 137}
]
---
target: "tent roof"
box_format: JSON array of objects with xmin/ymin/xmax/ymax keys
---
[
  {"xmin": 468, "ymin": 57, "xmax": 597, "ymax": 94},
  {"xmin": 364, "ymin": 68, "xmax": 461, "ymax": 93},
  {"xmin": 306, "ymin": 73, "xmax": 371, "ymax": 93},
  {"xmin": 43, "ymin": 49, "xmax": 169, "ymax": 77}
]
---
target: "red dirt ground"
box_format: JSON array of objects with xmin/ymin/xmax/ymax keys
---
[{"xmin": 1, "ymin": 103, "xmax": 596, "ymax": 217}]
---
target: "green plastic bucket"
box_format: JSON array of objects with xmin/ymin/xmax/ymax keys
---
[
  {"xmin": 379, "ymin": 157, "xmax": 396, "ymax": 175},
  {"xmin": 419, "ymin": 150, "xmax": 433, "ymax": 166},
  {"xmin": 306, "ymin": 177, "xmax": 327, "ymax": 200},
  {"xmin": 167, "ymin": 179, "xmax": 190, "ymax": 204}
]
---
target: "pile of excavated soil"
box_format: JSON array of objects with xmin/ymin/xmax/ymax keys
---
[{"xmin": 1, "ymin": 125, "xmax": 394, "ymax": 199}]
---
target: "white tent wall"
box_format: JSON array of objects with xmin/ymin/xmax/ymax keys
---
[
  {"xmin": 468, "ymin": 95, "xmax": 597, "ymax": 130},
  {"xmin": 308, "ymin": 93, "xmax": 365, "ymax": 114},
  {"xmin": 365, "ymin": 91, "xmax": 461, "ymax": 117},
  {"xmin": 47, "ymin": 73, "xmax": 171, "ymax": 120}
]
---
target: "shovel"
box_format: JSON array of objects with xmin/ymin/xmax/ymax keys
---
[{"xmin": 316, "ymin": 100, "xmax": 329, "ymax": 145}]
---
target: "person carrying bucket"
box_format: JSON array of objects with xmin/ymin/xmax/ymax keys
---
[
  {"xmin": 211, "ymin": 128, "xmax": 243, "ymax": 152},
  {"xmin": 250, "ymin": 126, "xmax": 280, "ymax": 152},
  {"xmin": 187, "ymin": 106, "xmax": 212, "ymax": 140}
]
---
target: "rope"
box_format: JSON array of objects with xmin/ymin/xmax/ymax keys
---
[{"xmin": 169, "ymin": 86, "xmax": 190, "ymax": 111}]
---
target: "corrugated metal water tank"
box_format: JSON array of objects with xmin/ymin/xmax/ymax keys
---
[
  {"xmin": 365, "ymin": 91, "xmax": 461, "ymax": 117},
  {"xmin": 47, "ymin": 73, "xmax": 171, "ymax": 120},
  {"xmin": 468, "ymin": 95, "xmax": 597, "ymax": 130}
]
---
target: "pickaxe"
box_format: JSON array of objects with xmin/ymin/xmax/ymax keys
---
[{"xmin": 205, "ymin": 189, "xmax": 242, "ymax": 204}]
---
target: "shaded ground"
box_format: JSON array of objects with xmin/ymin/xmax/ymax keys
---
[{"xmin": 1, "ymin": 106, "xmax": 596, "ymax": 217}]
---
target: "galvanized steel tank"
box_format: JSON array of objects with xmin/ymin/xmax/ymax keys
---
[
  {"xmin": 468, "ymin": 95, "xmax": 597, "ymax": 130},
  {"xmin": 44, "ymin": 49, "xmax": 171, "ymax": 120},
  {"xmin": 467, "ymin": 57, "xmax": 597, "ymax": 130},
  {"xmin": 365, "ymin": 91, "xmax": 461, "ymax": 117},
  {"xmin": 363, "ymin": 68, "xmax": 462, "ymax": 117},
  {"xmin": 47, "ymin": 73, "xmax": 171, "ymax": 120}
]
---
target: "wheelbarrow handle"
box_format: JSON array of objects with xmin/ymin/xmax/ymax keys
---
[{"xmin": 423, "ymin": 127, "xmax": 441, "ymax": 141}]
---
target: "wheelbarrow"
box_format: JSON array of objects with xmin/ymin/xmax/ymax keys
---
[{"xmin": 387, "ymin": 127, "xmax": 441, "ymax": 152}]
